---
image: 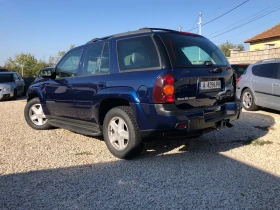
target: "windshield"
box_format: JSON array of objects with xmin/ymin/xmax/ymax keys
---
[
  {"xmin": 0, "ymin": 74, "xmax": 14, "ymax": 83},
  {"xmin": 159, "ymin": 33, "xmax": 229, "ymax": 67}
]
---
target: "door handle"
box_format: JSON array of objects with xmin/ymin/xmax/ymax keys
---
[
  {"xmin": 252, "ymin": 80, "xmax": 257, "ymax": 83},
  {"xmin": 274, "ymin": 83, "xmax": 280, "ymax": 87},
  {"xmin": 67, "ymin": 84, "xmax": 73, "ymax": 88}
]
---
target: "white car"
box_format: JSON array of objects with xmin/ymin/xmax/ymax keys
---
[{"xmin": 0, "ymin": 72, "xmax": 25, "ymax": 100}]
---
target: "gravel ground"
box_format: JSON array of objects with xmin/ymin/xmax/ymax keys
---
[{"xmin": 0, "ymin": 97, "xmax": 279, "ymax": 209}]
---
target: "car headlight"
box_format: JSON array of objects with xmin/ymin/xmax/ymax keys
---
[{"xmin": 3, "ymin": 86, "xmax": 10, "ymax": 91}]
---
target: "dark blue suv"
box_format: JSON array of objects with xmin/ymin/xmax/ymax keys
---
[{"xmin": 24, "ymin": 28, "xmax": 242, "ymax": 159}]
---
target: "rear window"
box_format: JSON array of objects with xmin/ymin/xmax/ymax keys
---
[
  {"xmin": 159, "ymin": 33, "xmax": 228, "ymax": 67},
  {"xmin": 231, "ymin": 64, "xmax": 249, "ymax": 75},
  {"xmin": 117, "ymin": 35, "xmax": 160, "ymax": 71}
]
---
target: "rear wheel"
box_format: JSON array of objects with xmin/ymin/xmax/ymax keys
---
[
  {"xmin": 103, "ymin": 106, "xmax": 144, "ymax": 159},
  {"xmin": 241, "ymin": 88, "xmax": 258, "ymax": 111},
  {"xmin": 24, "ymin": 97, "xmax": 52, "ymax": 130}
]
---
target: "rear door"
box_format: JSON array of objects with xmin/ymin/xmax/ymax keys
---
[
  {"xmin": 159, "ymin": 33, "xmax": 234, "ymax": 109},
  {"xmin": 75, "ymin": 42, "xmax": 111, "ymax": 122},
  {"xmin": 251, "ymin": 63, "xmax": 276, "ymax": 108}
]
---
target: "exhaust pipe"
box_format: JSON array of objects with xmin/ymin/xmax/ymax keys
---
[{"xmin": 217, "ymin": 120, "xmax": 233, "ymax": 129}]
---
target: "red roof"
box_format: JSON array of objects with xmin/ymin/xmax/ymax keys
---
[{"xmin": 244, "ymin": 23, "xmax": 280, "ymax": 43}]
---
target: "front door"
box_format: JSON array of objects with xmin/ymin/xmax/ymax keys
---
[{"xmin": 44, "ymin": 47, "xmax": 83, "ymax": 119}]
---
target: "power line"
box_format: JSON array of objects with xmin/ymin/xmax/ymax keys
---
[
  {"xmin": 188, "ymin": 0, "xmax": 249, "ymax": 31},
  {"xmin": 211, "ymin": 18, "xmax": 280, "ymax": 44},
  {"xmin": 209, "ymin": 1, "xmax": 280, "ymax": 36},
  {"xmin": 203, "ymin": 0, "xmax": 249, "ymax": 27},
  {"xmin": 209, "ymin": 5, "xmax": 280, "ymax": 39}
]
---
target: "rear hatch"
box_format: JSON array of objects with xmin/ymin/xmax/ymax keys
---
[{"xmin": 158, "ymin": 32, "xmax": 235, "ymax": 109}]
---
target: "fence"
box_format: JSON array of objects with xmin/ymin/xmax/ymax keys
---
[{"xmin": 227, "ymin": 47, "xmax": 280, "ymax": 64}]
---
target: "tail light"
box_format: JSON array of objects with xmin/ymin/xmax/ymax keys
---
[
  {"xmin": 236, "ymin": 77, "xmax": 241, "ymax": 86},
  {"xmin": 153, "ymin": 74, "xmax": 175, "ymax": 103}
]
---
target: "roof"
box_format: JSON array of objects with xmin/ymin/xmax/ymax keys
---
[
  {"xmin": 244, "ymin": 23, "xmax": 280, "ymax": 43},
  {"xmin": 86, "ymin": 28, "xmax": 200, "ymax": 44}
]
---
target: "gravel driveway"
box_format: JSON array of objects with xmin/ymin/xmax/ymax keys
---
[{"xmin": 0, "ymin": 98, "xmax": 279, "ymax": 209}]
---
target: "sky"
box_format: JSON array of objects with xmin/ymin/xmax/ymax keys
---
[{"xmin": 1, "ymin": 0, "xmax": 280, "ymax": 66}]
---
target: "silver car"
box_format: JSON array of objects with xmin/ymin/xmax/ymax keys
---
[
  {"xmin": 236, "ymin": 58, "xmax": 280, "ymax": 111},
  {"xmin": 0, "ymin": 72, "xmax": 25, "ymax": 100}
]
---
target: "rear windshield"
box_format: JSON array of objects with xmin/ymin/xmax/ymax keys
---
[
  {"xmin": 0, "ymin": 74, "xmax": 14, "ymax": 82},
  {"xmin": 159, "ymin": 33, "xmax": 228, "ymax": 67},
  {"xmin": 231, "ymin": 64, "xmax": 249, "ymax": 75}
]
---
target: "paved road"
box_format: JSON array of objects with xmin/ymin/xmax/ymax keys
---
[{"xmin": 0, "ymin": 98, "xmax": 279, "ymax": 209}]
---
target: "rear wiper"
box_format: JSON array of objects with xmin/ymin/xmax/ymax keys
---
[{"xmin": 209, "ymin": 67, "xmax": 223, "ymax": 73}]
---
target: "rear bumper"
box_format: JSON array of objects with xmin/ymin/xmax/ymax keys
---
[{"xmin": 131, "ymin": 101, "xmax": 242, "ymax": 137}]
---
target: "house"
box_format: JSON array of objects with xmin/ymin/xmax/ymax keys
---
[{"xmin": 245, "ymin": 23, "xmax": 280, "ymax": 51}]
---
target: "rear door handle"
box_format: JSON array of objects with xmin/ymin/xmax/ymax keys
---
[
  {"xmin": 274, "ymin": 83, "xmax": 280, "ymax": 87},
  {"xmin": 252, "ymin": 80, "xmax": 257, "ymax": 83}
]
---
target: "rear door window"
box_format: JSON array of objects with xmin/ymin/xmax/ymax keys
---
[
  {"xmin": 82, "ymin": 42, "xmax": 110, "ymax": 75},
  {"xmin": 159, "ymin": 33, "xmax": 228, "ymax": 67},
  {"xmin": 252, "ymin": 63, "xmax": 277, "ymax": 79},
  {"xmin": 117, "ymin": 35, "xmax": 160, "ymax": 71}
]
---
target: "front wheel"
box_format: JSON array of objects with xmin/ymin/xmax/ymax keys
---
[
  {"xmin": 103, "ymin": 106, "xmax": 144, "ymax": 159},
  {"xmin": 24, "ymin": 97, "xmax": 52, "ymax": 130},
  {"xmin": 241, "ymin": 88, "xmax": 258, "ymax": 111}
]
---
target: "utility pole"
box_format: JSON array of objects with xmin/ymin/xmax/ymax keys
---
[
  {"xmin": 198, "ymin": 12, "xmax": 202, "ymax": 35},
  {"xmin": 198, "ymin": 12, "xmax": 202, "ymax": 62},
  {"xmin": 21, "ymin": 65, "xmax": 24, "ymax": 77},
  {"xmin": 178, "ymin": 25, "xmax": 182, "ymax": 32}
]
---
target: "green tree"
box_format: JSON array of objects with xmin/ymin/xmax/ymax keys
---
[
  {"xmin": 4, "ymin": 53, "xmax": 38, "ymax": 77},
  {"xmin": 218, "ymin": 41, "xmax": 245, "ymax": 57}
]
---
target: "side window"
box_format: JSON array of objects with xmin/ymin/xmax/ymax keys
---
[
  {"xmin": 83, "ymin": 42, "xmax": 110, "ymax": 75},
  {"xmin": 13, "ymin": 74, "xmax": 19, "ymax": 81},
  {"xmin": 276, "ymin": 64, "xmax": 280, "ymax": 80},
  {"xmin": 252, "ymin": 63, "xmax": 276, "ymax": 79},
  {"xmin": 56, "ymin": 48, "xmax": 83, "ymax": 78},
  {"xmin": 117, "ymin": 36, "xmax": 160, "ymax": 71}
]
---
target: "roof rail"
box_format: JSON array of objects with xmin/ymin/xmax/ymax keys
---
[
  {"xmin": 139, "ymin": 27, "xmax": 178, "ymax": 32},
  {"xmin": 256, "ymin": 58, "xmax": 280, "ymax": 63},
  {"xmin": 86, "ymin": 27, "xmax": 179, "ymax": 44}
]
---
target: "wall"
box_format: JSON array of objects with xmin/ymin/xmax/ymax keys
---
[
  {"xmin": 227, "ymin": 47, "xmax": 280, "ymax": 64},
  {"xmin": 249, "ymin": 37, "xmax": 280, "ymax": 50}
]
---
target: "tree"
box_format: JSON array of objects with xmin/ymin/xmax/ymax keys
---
[
  {"xmin": 218, "ymin": 41, "xmax": 245, "ymax": 57},
  {"xmin": 4, "ymin": 53, "xmax": 38, "ymax": 77}
]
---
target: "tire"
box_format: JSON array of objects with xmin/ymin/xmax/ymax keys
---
[
  {"xmin": 241, "ymin": 88, "xmax": 258, "ymax": 111},
  {"xmin": 24, "ymin": 97, "xmax": 52, "ymax": 130},
  {"xmin": 13, "ymin": 89, "xmax": 17, "ymax": 100},
  {"xmin": 103, "ymin": 106, "xmax": 144, "ymax": 159}
]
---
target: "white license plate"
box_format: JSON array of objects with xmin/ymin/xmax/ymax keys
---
[{"xmin": 200, "ymin": 81, "xmax": 221, "ymax": 90}]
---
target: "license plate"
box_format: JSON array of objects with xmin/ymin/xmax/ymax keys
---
[{"xmin": 200, "ymin": 81, "xmax": 221, "ymax": 90}]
